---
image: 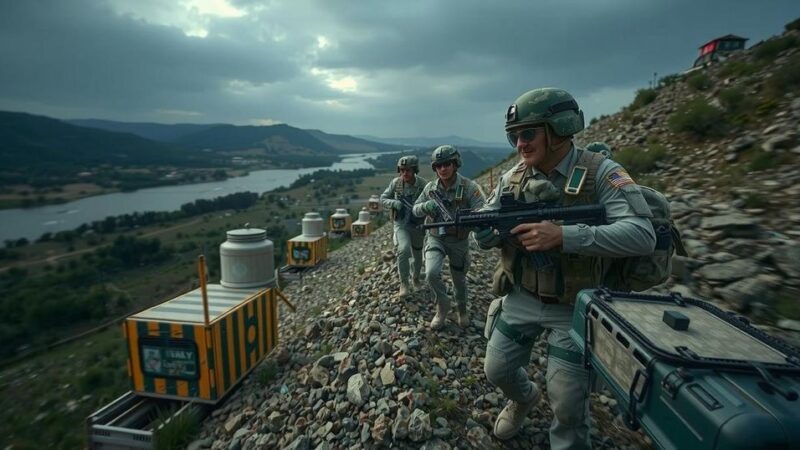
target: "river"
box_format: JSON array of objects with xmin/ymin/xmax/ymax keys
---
[{"xmin": 0, "ymin": 152, "xmax": 393, "ymax": 242}]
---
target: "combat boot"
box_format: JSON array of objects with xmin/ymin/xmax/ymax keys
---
[
  {"xmin": 493, "ymin": 384, "xmax": 542, "ymax": 440},
  {"xmin": 411, "ymin": 276, "xmax": 422, "ymax": 291},
  {"xmin": 398, "ymin": 281, "xmax": 410, "ymax": 298},
  {"xmin": 455, "ymin": 303, "xmax": 469, "ymax": 327},
  {"xmin": 430, "ymin": 298, "xmax": 450, "ymax": 330}
]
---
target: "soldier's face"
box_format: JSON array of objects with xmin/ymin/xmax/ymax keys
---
[
  {"xmin": 433, "ymin": 160, "xmax": 455, "ymax": 181},
  {"xmin": 399, "ymin": 167, "xmax": 415, "ymax": 183},
  {"xmin": 512, "ymin": 126, "xmax": 547, "ymax": 168}
]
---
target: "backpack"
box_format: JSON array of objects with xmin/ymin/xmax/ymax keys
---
[{"xmin": 604, "ymin": 185, "xmax": 688, "ymax": 291}]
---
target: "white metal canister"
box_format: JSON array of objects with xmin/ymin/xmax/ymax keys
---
[
  {"xmin": 220, "ymin": 228, "xmax": 275, "ymax": 288},
  {"xmin": 358, "ymin": 208, "xmax": 371, "ymax": 223},
  {"xmin": 301, "ymin": 212, "xmax": 324, "ymax": 237}
]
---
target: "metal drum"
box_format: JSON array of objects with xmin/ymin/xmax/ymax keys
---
[
  {"xmin": 220, "ymin": 228, "xmax": 275, "ymax": 288},
  {"xmin": 301, "ymin": 212, "xmax": 324, "ymax": 237}
]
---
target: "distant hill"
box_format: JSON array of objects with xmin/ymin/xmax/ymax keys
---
[
  {"xmin": 67, "ymin": 119, "xmax": 220, "ymax": 142},
  {"xmin": 305, "ymin": 129, "xmax": 407, "ymax": 153},
  {"xmin": 0, "ymin": 111, "xmax": 210, "ymax": 169},
  {"xmin": 355, "ymin": 134, "xmax": 507, "ymax": 149}
]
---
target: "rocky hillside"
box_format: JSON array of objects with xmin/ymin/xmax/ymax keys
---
[
  {"xmin": 191, "ymin": 226, "xmax": 649, "ymax": 450},
  {"xmin": 578, "ymin": 25, "xmax": 800, "ymax": 339},
  {"xmin": 187, "ymin": 24, "xmax": 800, "ymax": 450}
]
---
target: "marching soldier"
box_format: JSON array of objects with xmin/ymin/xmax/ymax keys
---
[
  {"xmin": 413, "ymin": 145, "xmax": 485, "ymax": 329},
  {"xmin": 475, "ymin": 88, "xmax": 655, "ymax": 448},
  {"xmin": 380, "ymin": 155, "xmax": 428, "ymax": 297}
]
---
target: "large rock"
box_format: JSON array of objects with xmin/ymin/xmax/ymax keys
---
[
  {"xmin": 407, "ymin": 409, "xmax": 432, "ymax": 442},
  {"xmin": 695, "ymin": 259, "xmax": 760, "ymax": 282},
  {"xmin": 772, "ymin": 245, "xmax": 800, "ymax": 278},
  {"xmin": 716, "ymin": 275, "xmax": 781, "ymax": 311},
  {"xmin": 700, "ymin": 214, "xmax": 761, "ymax": 238},
  {"xmin": 346, "ymin": 373, "xmax": 370, "ymax": 406}
]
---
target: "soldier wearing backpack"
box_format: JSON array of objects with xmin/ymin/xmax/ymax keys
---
[
  {"xmin": 475, "ymin": 88, "xmax": 657, "ymax": 449},
  {"xmin": 380, "ymin": 155, "xmax": 428, "ymax": 298}
]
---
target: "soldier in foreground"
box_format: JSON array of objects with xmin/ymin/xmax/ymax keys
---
[
  {"xmin": 413, "ymin": 145, "xmax": 485, "ymax": 329},
  {"xmin": 380, "ymin": 155, "xmax": 428, "ymax": 298},
  {"xmin": 475, "ymin": 88, "xmax": 655, "ymax": 448}
]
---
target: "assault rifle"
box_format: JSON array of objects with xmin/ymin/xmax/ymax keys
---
[
  {"xmin": 423, "ymin": 192, "xmax": 607, "ymax": 270},
  {"xmin": 396, "ymin": 195, "xmax": 418, "ymax": 227}
]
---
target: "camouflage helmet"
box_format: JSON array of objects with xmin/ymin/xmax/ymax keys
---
[
  {"xmin": 585, "ymin": 141, "xmax": 613, "ymax": 158},
  {"xmin": 505, "ymin": 88, "xmax": 585, "ymax": 137},
  {"xmin": 397, "ymin": 155, "xmax": 419, "ymax": 173},
  {"xmin": 431, "ymin": 145, "xmax": 461, "ymax": 169}
]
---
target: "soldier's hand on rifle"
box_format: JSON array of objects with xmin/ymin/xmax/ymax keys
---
[
  {"xmin": 475, "ymin": 227, "xmax": 500, "ymax": 249},
  {"xmin": 390, "ymin": 200, "xmax": 403, "ymax": 211},
  {"xmin": 421, "ymin": 200, "xmax": 438, "ymax": 215},
  {"xmin": 511, "ymin": 221, "xmax": 563, "ymax": 252}
]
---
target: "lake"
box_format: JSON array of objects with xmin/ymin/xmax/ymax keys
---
[{"xmin": 0, "ymin": 152, "xmax": 394, "ymax": 242}]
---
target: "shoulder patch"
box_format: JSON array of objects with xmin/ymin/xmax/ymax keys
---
[{"xmin": 606, "ymin": 168, "xmax": 635, "ymax": 189}]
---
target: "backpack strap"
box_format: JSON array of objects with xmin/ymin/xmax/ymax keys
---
[{"xmin": 394, "ymin": 178, "xmax": 404, "ymax": 198}]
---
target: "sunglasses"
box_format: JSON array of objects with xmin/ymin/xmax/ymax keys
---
[
  {"xmin": 433, "ymin": 161, "xmax": 454, "ymax": 169},
  {"xmin": 506, "ymin": 127, "xmax": 542, "ymax": 147}
]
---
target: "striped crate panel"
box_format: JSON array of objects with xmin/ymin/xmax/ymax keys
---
[{"xmin": 124, "ymin": 285, "xmax": 278, "ymax": 403}]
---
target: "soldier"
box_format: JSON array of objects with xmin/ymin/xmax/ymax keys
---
[
  {"xmin": 475, "ymin": 88, "xmax": 656, "ymax": 448},
  {"xmin": 380, "ymin": 155, "xmax": 428, "ymax": 298},
  {"xmin": 585, "ymin": 141, "xmax": 614, "ymax": 159},
  {"xmin": 413, "ymin": 145, "xmax": 485, "ymax": 329}
]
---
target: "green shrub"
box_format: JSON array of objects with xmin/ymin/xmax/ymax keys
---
[
  {"xmin": 668, "ymin": 99, "xmax": 726, "ymax": 138},
  {"xmin": 718, "ymin": 86, "xmax": 755, "ymax": 125},
  {"xmin": 630, "ymin": 88, "xmax": 658, "ymax": 110},
  {"xmin": 154, "ymin": 407, "xmax": 200, "ymax": 450},
  {"xmin": 766, "ymin": 54, "xmax": 800, "ymax": 96},
  {"xmin": 687, "ymin": 73, "xmax": 712, "ymax": 91},
  {"xmin": 614, "ymin": 145, "xmax": 668, "ymax": 177},
  {"xmin": 718, "ymin": 60, "xmax": 758, "ymax": 78},
  {"xmin": 749, "ymin": 149, "xmax": 781, "ymax": 171},
  {"xmin": 787, "ymin": 17, "xmax": 800, "ymax": 32},
  {"xmin": 753, "ymin": 35, "xmax": 799, "ymax": 60}
]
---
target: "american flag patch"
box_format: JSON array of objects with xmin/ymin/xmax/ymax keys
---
[{"xmin": 606, "ymin": 168, "xmax": 634, "ymax": 188}]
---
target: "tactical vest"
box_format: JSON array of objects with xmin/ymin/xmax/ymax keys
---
[
  {"xmin": 390, "ymin": 177, "xmax": 424, "ymax": 223},
  {"xmin": 426, "ymin": 177, "xmax": 470, "ymax": 239},
  {"xmin": 497, "ymin": 150, "xmax": 606, "ymax": 304}
]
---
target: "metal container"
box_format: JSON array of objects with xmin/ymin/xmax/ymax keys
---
[
  {"xmin": 287, "ymin": 234, "xmax": 328, "ymax": 267},
  {"xmin": 352, "ymin": 208, "xmax": 372, "ymax": 237},
  {"xmin": 368, "ymin": 195, "xmax": 382, "ymax": 212},
  {"xmin": 220, "ymin": 228, "xmax": 275, "ymax": 289},
  {"xmin": 124, "ymin": 285, "xmax": 278, "ymax": 403},
  {"xmin": 301, "ymin": 212, "xmax": 324, "ymax": 238},
  {"xmin": 329, "ymin": 208, "xmax": 352, "ymax": 233}
]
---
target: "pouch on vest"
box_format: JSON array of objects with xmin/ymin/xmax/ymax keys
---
[
  {"xmin": 484, "ymin": 297, "xmax": 503, "ymax": 340},
  {"xmin": 491, "ymin": 260, "xmax": 513, "ymax": 297}
]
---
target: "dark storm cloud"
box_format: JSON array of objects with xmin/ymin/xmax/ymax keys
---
[
  {"xmin": 0, "ymin": 0, "xmax": 300, "ymax": 114},
  {"xmin": 0, "ymin": 0, "xmax": 797, "ymax": 141}
]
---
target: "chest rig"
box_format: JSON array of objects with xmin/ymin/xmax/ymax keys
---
[
  {"xmin": 391, "ymin": 177, "xmax": 425, "ymax": 222},
  {"xmin": 426, "ymin": 178, "xmax": 470, "ymax": 239},
  {"xmin": 498, "ymin": 150, "xmax": 606, "ymax": 304}
]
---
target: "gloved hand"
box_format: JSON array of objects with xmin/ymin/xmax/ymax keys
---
[
  {"xmin": 474, "ymin": 227, "xmax": 500, "ymax": 249},
  {"xmin": 390, "ymin": 200, "xmax": 403, "ymax": 211},
  {"xmin": 421, "ymin": 200, "xmax": 438, "ymax": 215}
]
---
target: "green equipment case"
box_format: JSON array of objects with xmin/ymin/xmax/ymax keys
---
[{"xmin": 570, "ymin": 288, "xmax": 800, "ymax": 450}]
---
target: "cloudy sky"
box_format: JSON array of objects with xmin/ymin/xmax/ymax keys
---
[{"xmin": 0, "ymin": 0, "xmax": 797, "ymax": 143}]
